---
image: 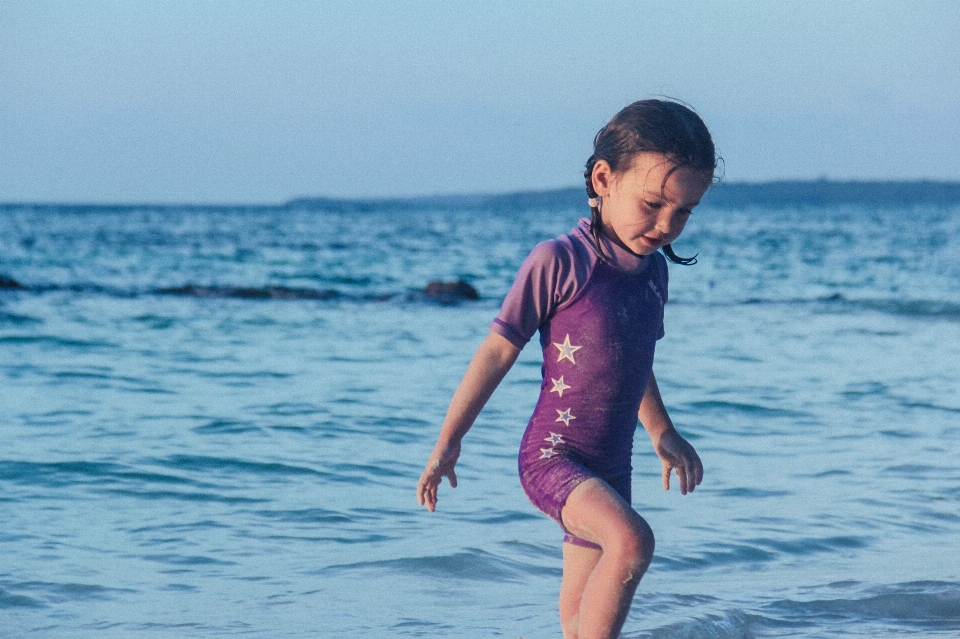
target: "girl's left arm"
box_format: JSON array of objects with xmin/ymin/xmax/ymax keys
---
[{"xmin": 638, "ymin": 371, "xmax": 703, "ymax": 494}]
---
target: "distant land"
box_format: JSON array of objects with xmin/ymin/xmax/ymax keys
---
[
  {"xmin": 700, "ymin": 180, "xmax": 960, "ymax": 209},
  {"xmin": 287, "ymin": 180, "xmax": 960, "ymax": 212},
  {"xmin": 4, "ymin": 180, "xmax": 960, "ymax": 211}
]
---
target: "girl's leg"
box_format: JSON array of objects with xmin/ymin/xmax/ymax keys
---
[
  {"xmin": 559, "ymin": 542, "xmax": 601, "ymax": 639},
  {"xmin": 559, "ymin": 478, "xmax": 655, "ymax": 639}
]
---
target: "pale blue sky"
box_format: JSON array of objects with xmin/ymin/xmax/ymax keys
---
[{"xmin": 2, "ymin": 1, "xmax": 958, "ymax": 203}]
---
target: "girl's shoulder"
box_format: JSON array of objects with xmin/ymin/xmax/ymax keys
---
[
  {"xmin": 524, "ymin": 220, "xmax": 597, "ymax": 271},
  {"xmin": 525, "ymin": 234, "xmax": 590, "ymax": 272},
  {"xmin": 520, "ymin": 227, "xmax": 597, "ymax": 296},
  {"xmin": 491, "ymin": 233, "xmax": 592, "ymax": 349}
]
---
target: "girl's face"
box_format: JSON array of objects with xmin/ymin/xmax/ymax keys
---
[{"xmin": 592, "ymin": 152, "xmax": 711, "ymax": 256}]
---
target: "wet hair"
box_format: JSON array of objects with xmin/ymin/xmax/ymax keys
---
[{"xmin": 584, "ymin": 99, "xmax": 720, "ymax": 265}]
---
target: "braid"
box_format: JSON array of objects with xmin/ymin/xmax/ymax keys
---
[{"xmin": 583, "ymin": 155, "xmax": 607, "ymax": 259}]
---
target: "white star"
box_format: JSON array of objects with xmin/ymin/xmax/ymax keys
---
[
  {"xmin": 648, "ymin": 279, "xmax": 664, "ymax": 305},
  {"xmin": 540, "ymin": 447, "xmax": 558, "ymax": 459},
  {"xmin": 550, "ymin": 376, "xmax": 571, "ymax": 397},
  {"xmin": 544, "ymin": 432, "xmax": 564, "ymax": 446},
  {"xmin": 555, "ymin": 409, "xmax": 576, "ymax": 426},
  {"xmin": 553, "ymin": 334, "xmax": 582, "ymax": 364}
]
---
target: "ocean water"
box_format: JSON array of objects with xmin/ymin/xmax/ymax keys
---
[{"xmin": 2, "ymin": 196, "xmax": 959, "ymax": 638}]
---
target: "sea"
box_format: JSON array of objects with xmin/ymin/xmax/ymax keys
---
[{"xmin": 2, "ymin": 184, "xmax": 960, "ymax": 638}]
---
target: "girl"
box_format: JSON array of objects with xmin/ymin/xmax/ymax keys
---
[{"xmin": 417, "ymin": 99, "xmax": 717, "ymax": 639}]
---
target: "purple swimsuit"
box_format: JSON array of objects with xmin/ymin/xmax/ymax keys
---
[{"xmin": 490, "ymin": 219, "xmax": 667, "ymax": 548}]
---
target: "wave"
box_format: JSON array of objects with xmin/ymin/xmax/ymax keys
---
[
  {"xmin": 826, "ymin": 296, "xmax": 960, "ymax": 319},
  {"xmin": 6, "ymin": 275, "xmax": 958, "ymax": 319},
  {"xmin": 0, "ymin": 580, "xmax": 134, "ymax": 610},
  {"xmin": 639, "ymin": 609, "xmax": 756, "ymax": 639},
  {"xmin": 320, "ymin": 548, "xmax": 559, "ymax": 582},
  {"xmin": 765, "ymin": 581, "xmax": 960, "ymax": 629},
  {"xmin": 0, "ymin": 275, "xmax": 26, "ymax": 290},
  {"xmin": 0, "ymin": 277, "xmax": 481, "ymax": 304},
  {"xmin": 0, "ymin": 460, "xmax": 192, "ymax": 488},
  {"xmin": 633, "ymin": 582, "xmax": 960, "ymax": 638},
  {"xmin": 156, "ymin": 284, "xmax": 341, "ymax": 300},
  {"xmin": 684, "ymin": 400, "xmax": 808, "ymax": 419},
  {"xmin": 693, "ymin": 294, "xmax": 960, "ymax": 320},
  {"xmin": 656, "ymin": 534, "xmax": 872, "ymax": 572}
]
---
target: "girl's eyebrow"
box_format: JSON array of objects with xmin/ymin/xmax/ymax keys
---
[{"xmin": 644, "ymin": 190, "xmax": 702, "ymax": 210}]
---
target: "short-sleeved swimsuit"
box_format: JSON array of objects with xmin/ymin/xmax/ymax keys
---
[{"xmin": 490, "ymin": 219, "xmax": 668, "ymax": 548}]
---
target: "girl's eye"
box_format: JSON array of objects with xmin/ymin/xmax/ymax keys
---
[{"xmin": 644, "ymin": 201, "xmax": 662, "ymax": 210}]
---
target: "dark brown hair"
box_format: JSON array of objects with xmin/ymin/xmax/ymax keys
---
[{"xmin": 584, "ymin": 99, "xmax": 720, "ymax": 264}]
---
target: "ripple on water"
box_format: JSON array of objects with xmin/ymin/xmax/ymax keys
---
[
  {"xmin": 0, "ymin": 581, "xmax": 135, "ymax": 609},
  {"xmin": 0, "ymin": 312, "xmax": 42, "ymax": 326},
  {"xmin": 319, "ymin": 548, "xmax": 557, "ymax": 583},
  {"xmin": 0, "ymin": 460, "xmax": 194, "ymax": 489},
  {"xmin": 641, "ymin": 609, "xmax": 757, "ymax": 639},
  {"xmin": 765, "ymin": 581, "xmax": 960, "ymax": 629},
  {"xmin": 192, "ymin": 419, "xmax": 264, "ymax": 435},
  {"xmin": 685, "ymin": 400, "xmax": 810, "ymax": 420},
  {"xmin": 656, "ymin": 532, "xmax": 873, "ymax": 573}
]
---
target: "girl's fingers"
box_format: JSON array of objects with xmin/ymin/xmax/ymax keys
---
[
  {"xmin": 417, "ymin": 462, "xmax": 459, "ymax": 511},
  {"xmin": 658, "ymin": 438, "xmax": 703, "ymax": 494},
  {"xmin": 676, "ymin": 465, "xmax": 688, "ymax": 494},
  {"xmin": 417, "ymin": 469, "xmax": 436, "ymax": 508}
]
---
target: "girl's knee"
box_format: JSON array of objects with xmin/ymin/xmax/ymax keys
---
[{"xmin": 612, "ymin": 517, "xmax": 655, "ymax": 571}]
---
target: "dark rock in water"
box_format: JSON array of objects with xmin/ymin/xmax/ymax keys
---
[
  {"xmin": 422, "ymin": 279, "xmax": 479, "ymax": 303},
  {"xmin": 156, "ymin": 285, "xmax": 340, "ymax": 300},
  {"xmin": 0, "ymin": 275, "xmax": 26, "ymax": 290}
]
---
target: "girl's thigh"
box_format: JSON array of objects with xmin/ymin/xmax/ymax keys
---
[{"xmin": 560, "ymin": 478, "xmax": 652, "ymax": 550}]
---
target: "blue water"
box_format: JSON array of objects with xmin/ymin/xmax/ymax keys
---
[{"xmin": 2, "ymin": 197, "xmax": 960, "ymax": 637}]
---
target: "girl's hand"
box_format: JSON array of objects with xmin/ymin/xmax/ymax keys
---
[
  {"xmin": 417, "ymin": 441, "xmax": 461, "ymax": 512},
  {"xmin": 654, "ymin": 428, "xmax": 703, "ymax": 495},
  {"xmin": 416, "ymin": 334, "xmax": 520, "ymax": 513}
]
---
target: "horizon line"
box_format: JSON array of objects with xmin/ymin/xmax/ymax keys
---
[{"xmin": 3, "ymin": 178, "xmax": 960, "ymax": 209}]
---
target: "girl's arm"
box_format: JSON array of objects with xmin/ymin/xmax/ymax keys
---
[
  {"xmin": 638, "ymin": 371, "xmax": 703, "ymax": 495},
  {"xmin": 417, "ymin": 332, "xmax": 521, "ymax": 512}
]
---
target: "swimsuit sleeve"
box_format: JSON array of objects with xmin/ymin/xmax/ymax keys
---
[{"xmin": 489, "ymin": 238, "xmax": 581, "ymax": 349}]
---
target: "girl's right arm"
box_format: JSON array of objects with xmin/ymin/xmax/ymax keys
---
[{"xmin": 417, "ymin": 332, "xmax": 521, "ymax": 512}]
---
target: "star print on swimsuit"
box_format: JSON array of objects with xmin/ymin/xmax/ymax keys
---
[
  {"xmin": 539, "ymin": 447, "xmax": 558, "ymax": 459},
  {"xmin": 553, "ymin": 334, "xmax": 582, "ymax": 364},
  {"xmin": 544, "ymin": 432, "xmax": 564, "ymax": 446},
  {"xmin": 550, "ymin": 376, "xmax": 571, "ymax": 397},
  {"xmin": 647, "ymin": 278, "xmax": 664, "ymax": 305},
  {"xmin": 555, "ymin": 409, "xmax": 576, "ymax": 426}
]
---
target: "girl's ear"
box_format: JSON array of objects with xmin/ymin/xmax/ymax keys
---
[{"xmin": 592, "ymin": 160, "xmax": 614, "ymax": 198}]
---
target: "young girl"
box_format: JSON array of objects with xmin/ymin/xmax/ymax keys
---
[{"xmin": 417, "ymin": 99, "xmax": 717, "ymax": 639}]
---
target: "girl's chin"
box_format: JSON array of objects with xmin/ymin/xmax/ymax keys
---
[{"xmin": 624, "ymin": 243, "xmax": 659, "ymax": 256}]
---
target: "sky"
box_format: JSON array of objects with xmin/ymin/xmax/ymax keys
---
[{"xmin": 2, "ymin": 1, "xmax": 959, "ymax": 204}]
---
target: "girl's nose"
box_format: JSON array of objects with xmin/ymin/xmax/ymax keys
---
[{"xmin": 655, "ymin": 211, "xmax": 677, "ymax": 236}]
